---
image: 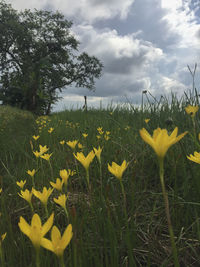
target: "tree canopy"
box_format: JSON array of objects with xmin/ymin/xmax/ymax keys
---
[{"xmin": 0, "ymin": 1, "xmax": 103, "ymax": 114}]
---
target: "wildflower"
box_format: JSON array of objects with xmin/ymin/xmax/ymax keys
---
[
  {"xmin": 30, "ymin": 140, "xmax": 33, "ymax": 150},
  {"xmin": 93, "ymin": 146, "xmax": 103, "ymax": 163},
  {"xmin": 185, "ymin": 105, "xmax": 199, "ymax": 118},
  {"xmin": 0, "ymin": 188, "xmax": 2, "ymax": 194},
  {"xmin": 16, "ymin": 180, "xmax": 26, "ymax": 189},
  {"xmin": 187, "ymin": 151, "xmax": 200, "ymax": 164},
  {"xmin": 0, "ymin": 233, "xmax": 6, "ymax": 245},
  {"xmin": 50, "ymin": 178, "xmax": 64, "ymax": 191},
  {"xmin": 104, "ymin": 134, "xmax": 110, "ymax": 141},
  {"xmin": 124, "ymin": 126, "xmax": 130, "ymax": 130},
  {"xmin": 48, "ymin": 127, "xmax": 54, "ymax": 134},
  {"xmin": 73, "ymin": 151, "xmax": 95, "ymax": 171},
  {"xmin": 68, "ymin": 169, "xmax": 76, "ymax": 176},
  {"xmin": 41, "ymin": 224, "xmax": 73, "ymax": 257},
  {"xmin": 40, "ymin": 153, "xmax": 53, "ymax": 161},
  {"xmin": 59, "ymin": 169, "xmax": 69, "ymax": 185},
  {"xmin": 60, "ymin": 140, "xmax": 65, "ymax": 145},
  {"xmin": 54, "ymin": 194, "xmax": 68, "ymax": 210},
  {"xmin": 78, "ymin": 143, "xmax": 83, "ymax": 149},
  {"xmin": 96, "ymin": 135, "xmax": 101, "ymax": 139},
  {"xmin": 66, "ymin": 140, "xmax": 78, "ymax": 150},
  {"xmin": 74, "ymin": 151, "xmax": 95, "ymax": 187},
  {"xmin": 32, "ymin": 187, "xmax": 53, "ymax": 206},
  {"xmin": 144, "ymin": 119, "xmax": 150, "ymax": 124},
  {"xmin": 18, "ymin": 213, "xmax": 54, "ymax": 250},
  {"xmin": 27, "ymin": 169, "xmax": 36, "ymax": 177},
  {"xmin": 82, "ymin": 133, "xmax": 88, "ymax": 138},
  {"xmin": 139, "ymin": 127, "xmax": 187, "ymax": 159},
  {"xmin": 39, "ymin": 145, "xmax": 49, "ymax": 155},
  {"xmin": 33, "ymin": 150, "xmax": 41, "ymax": 158},
  {"xmin": 33, "ymin": 135, "xmax": 40, "ymax": 140},
  {"xmin": 108, "ymin": 160, "xmax": 128, "ymax": 180},
  {"xmin": 18, "ymin": 189, "xmax": 33, "ymax": 207},
  {"xmin": 97, "ymin": 127, "xmax": 104, "ymax": 135},
  {"xmin": 140, "ymin": 127, "xmax": 185, "ymax": 266}
]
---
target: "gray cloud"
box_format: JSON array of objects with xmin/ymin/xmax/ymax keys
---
[{"xmin": 6, "ymin": 0, "xmax": 200, "ymax": 110}]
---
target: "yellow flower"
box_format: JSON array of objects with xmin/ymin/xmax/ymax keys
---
[
  {"xmin": 144, "ymin": 119, "xmax": 150, "ymax": 124},
  {"xmin": 185, "ymin": 105, "xmax": 199, "ymax": 117},
  {"xmin": 59, "ymin": 169, "xmax": 69, "ymax": 185},
  {"xmin": 0, "ymin": 188, "xmax": 2, "ymax": 194},
  {"xmin": 97, "ymin": 127, "xmax": 104, "ymax": 135},
  {"xmin": 140, "ymin": 127, "xmax": 187, "ymax": 159},
  {"xmin": 48, "ymin": 127, "xmax": 54, "ymax": 133},
  {"xmin": 16, "ymin": 180, "xmax": 26, "ymax": 189},
  {"xmin": 41, "ymin": 224, "xmax": 73, "ymax": 257},
  {"xmin": 108, "ymin": 160, "xmax": 129, "ymax": 180},
  {"xmin": 39, "ymin": 145, "xmax": 49, "ymax": 155},
  {"xmin": 59, "ymin": 140, "xmax": 65, "ymax": 145},
  {"xmin": 54, "ymin": 194, "xmax": 68, "ymax": 209},
  {"xmin": 68, "ymin": 169, "xmax": 76, "ymax": 176},
  {"xmin": 187, "ymin": 151, "xmax": 200, "ymax": 164},
  {"xmin": 40, "ymin": 153, "xmax": 53, "ymax": 161},
  {"xmin": 30, "ymin": 140, "xmax": 33, "ymax": 150},
  {"xmin": 18, "ymin": 189, "xmax": 33, "ymax": 205},
  {"xmin": 73, "ymin": 151, "xmax": 95, "ymax": 171},
  {"xmin": 33, "ymin": 135, "xmax": 40, "ymax": 140},
  {"xmin": 82, "ymin": 133, "xmax": 88, "ymax": 138},
  {"xmin": 78, "ymin": 143, "xmax": 83, "ymax": 149},
  {"xmin": 66, "ymin": 140, "xmax": 78, "ymax": 150},
  {"xmin": 32, "ymin": 187, "xmax": 53, "ymax": 206},
  {"xmin": 27, "ymin": 169, "xmax": 36, "ymax": 177},
  {"xmin": 93, "ymin": 146, "xmax": 103, "ymax": 162},
  {"xmin": 18, "ymin": 213, "xmax": 54, "ymax": 250},
  {"xmin": 50, "ymin": 178, "xmax": 64, "ymax": 191},
  {"xmin": 104, "ymin": 134, "xmax": 110, "ymax": 141},
  {"xmin": 124, "ymin": 126, "xmax": 130, "ymax": 131},
  {"xmin": 33, "ymin": 150, "xmax": 41, "ymax": 158},
  {"xmin": 0, "ymin": 233, "xmax": 6, "ymax": 245},
  {"xmin": 96, "ymin": 135, "xmax": 101, "ymax": 139}
]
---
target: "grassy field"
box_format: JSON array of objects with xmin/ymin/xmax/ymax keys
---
[{"xmin": 1, "ymin": 95, "xmax": 200, "ymax": 267}]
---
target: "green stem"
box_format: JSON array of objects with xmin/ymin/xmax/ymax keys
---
[
  {"xmin": 35, "ymin": 248, "xmax": 40, "ymax": 267},
  {"xmin": 29, "ymin": 201, "xmax": 34, "ymax": 214},
  {"xmin": 32, "ymin": 177, "xmax": 35, "ymax": 188},
  {"xmin": 0, "ymin": 246, "xmax": 5, "ymax": 267},
  {"xmin": 120, "ymin": 180, "xmax": 126, "ymax": 211},
  {"xmin": 48, "ymin": 161, "xmax": 54, "ymax": 179},
  {"xmin": 64, "ymin": 207, "xmax": 69, "ymax": 219},
  {"xmin": 59, "ymin": 255, "xmax": 65, "ymax": 267},
  {"xmin": 44, "ymin": 204, "xmax": 49, "ymax": 218},
  {"xmin": 159, "ymin": 158, "xmax": 180, "ymax": 267},
  {"xmin": 86, "ymin": 169, "xmax": 90, "ymax": 188},
  {"xmin": 99, "ymin": 159, "xmax": 103, "ymax": 195}
]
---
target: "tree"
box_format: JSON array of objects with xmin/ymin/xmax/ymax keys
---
[{"xmin": 0, "ymin": 1, "xmax": 103, "ymax": 114}]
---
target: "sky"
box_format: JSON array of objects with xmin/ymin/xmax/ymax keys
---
[{"xmin": 7, "ymin": 0, "xmax": 200, "ymax": 111}]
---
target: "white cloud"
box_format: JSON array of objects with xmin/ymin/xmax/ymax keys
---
[
  {"xmin": 161, "ymin": 0, "xmax": 200, "ymax": 48},
  {"xmin": 73, "ymin": 25, "xmax": 164, "ymax": 75},
  {"xmin": 8, "ymin": 0, "xmax": 135, "ymax": 22}
]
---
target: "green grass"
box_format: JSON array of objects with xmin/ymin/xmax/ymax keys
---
[{"xmin": 1, "ymin": 96, "xmax": 200, "ymax": 267}]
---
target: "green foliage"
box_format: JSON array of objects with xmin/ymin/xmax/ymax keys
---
[
  {"xmin": 0, "ymin": 1, "xmax": 103, "ymax": 115},
  {"xmin": 1, "ymin": 94, "xmax": 200, "ymax": 266}
]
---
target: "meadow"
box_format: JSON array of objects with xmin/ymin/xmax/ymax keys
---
[{"xmin": 1, "ymin": 92, "xmax": 200, "ymax": 267}]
